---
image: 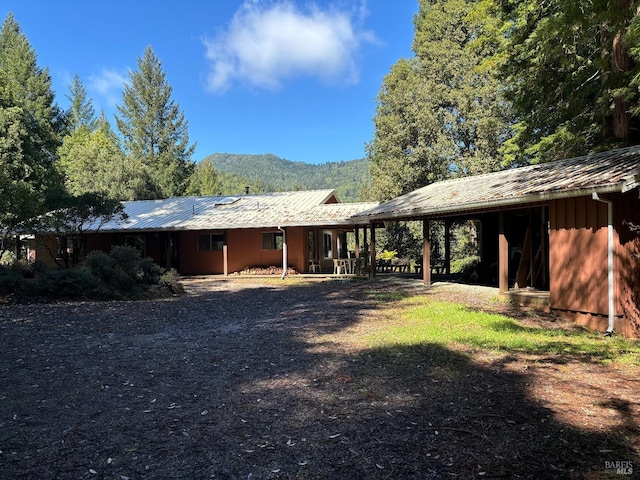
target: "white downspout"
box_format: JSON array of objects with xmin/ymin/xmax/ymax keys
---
[
  {"xmin": 592, "ymin": 193, "xmax": 615, "ymax": 335},
  {"xmin": 278, "ymin": 226, "xmax": 288, "ymax": 279}
]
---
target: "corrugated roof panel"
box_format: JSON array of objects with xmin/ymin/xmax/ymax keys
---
[
  {"xmin": 92, "ymin": 190, "xmax": 377, "ymax": 232},
  {"xmin": 356, "ymin": 146, "xmax": 640, "ymax": 220}
]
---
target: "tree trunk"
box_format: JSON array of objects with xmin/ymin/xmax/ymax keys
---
[
  {"xmin": 612, "ymin": 29, "xmax": 632, "ymax": 140},
  {"xmin": 608, "ymin": 0, "xmax": 636, "ymax": 140}
]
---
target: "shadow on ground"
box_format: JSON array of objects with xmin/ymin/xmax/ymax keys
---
[{"xmin": 0, "ymin": 277, "xmax": 636, "ymax": 479}]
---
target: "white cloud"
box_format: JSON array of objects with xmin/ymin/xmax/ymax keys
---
[
  {"xmin": 203, "ymin": 1, "xmax": 376, "ymax": 93},
  {"xmin": 88, "ymin": 68, "xmax": 129, "ymax": 108}
]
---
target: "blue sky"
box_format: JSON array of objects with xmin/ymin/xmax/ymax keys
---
[{"xmin": 2, "ymin": 1, "xmax": 417, "ymax": 164}]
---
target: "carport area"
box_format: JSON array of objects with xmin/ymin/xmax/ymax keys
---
[{"xmin": 354, "ymin": 147, "xmax": 640, "ymax": 337}]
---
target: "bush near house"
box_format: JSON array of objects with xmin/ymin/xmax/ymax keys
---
[{"xmin": 0, "ymin": 246, "xmax": 183, "ymax": 303}]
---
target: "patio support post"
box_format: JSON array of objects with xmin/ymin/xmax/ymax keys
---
[
  {"xmin": 355, "ymin": 227, "xmax": 360, "ymax": 258},
  {"xmin": 14, "ymin": 235, "xmax": 21, "ymax": 261},
  {"xmin": 279, "ymin": 227, "xmax": 288, "ymax": 279},
  {"xmin": 332, "ymin": 229, "xmax": 338, "ymax": 260},
  {"xmin": 423, "ymin": 219, "xmax": 431, "ymax": 285},
  {"xmin": 498, "ymin": 212, "xmax": 509, "ymax": 292},
  {"xmin": 363, "ymin": 226, "xmax": 369, "ymax": 258},
  {"xmin": 223, "ymin": 231, "xmax": 229, "ymax": 276},
  {"xmin": 369, "ymin": 222, "xmax": 376, "ymax": 278},
  {"xmin": 445, "ymin": 219, "xmax": 451, "ymax": 275},
  {"xmin": 540, "ymin": 207, "xmax": 547, "ymax": 286},
  {"xmin": 164, "ymin": 233, "xmax": 171, "ymax": 270}
]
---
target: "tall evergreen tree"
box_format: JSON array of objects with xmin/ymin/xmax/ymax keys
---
[
  {"xmin": 66, "ymin": 74, "xmax": 96, "ymax": 131},
  {"xmin": 115, "ymin": 46, "xmax": 195, "ymax": 199},
  {"xmin": 367, "ymin": 0, "xmax": 511, "ymax": 202},
  {"xmin": 58, "ymin": 112, "xmax": 153, "ymax": 201},
  {"xmin": 185, "ymin": 158, "xmax": 222, "ymax": 196},
  {"xmin": 0, "ymin": 13, "xmax": 65, "ymax": 251},
  {"xmin": 486, "ymin": 0, "xmax": 640, "ymax": 164}
]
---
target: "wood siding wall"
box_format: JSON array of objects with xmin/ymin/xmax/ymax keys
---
[
  {"xmin": 615, "ymin": 191, "xmax": 640, "ymax": 338},
  {"xmin": 549, "ymin": 196, "xmax": 609, "ymax": 317},
  {"xmin": 549, "ymin": 193, "xmax": 640, "ymax": 336}
]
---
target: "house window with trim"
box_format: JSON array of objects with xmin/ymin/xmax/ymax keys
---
[
  {"xmin": 198, "ymin": 233, "xmax": 224, "ymax": 251},
  {"xmin": 125, "ymin": 235, "xmax": 146, "ymax": 256},
  {"xmin": 55, "ymin": 236, "xmax": 78, "ymax": 260},
  {"xmin": 262, "ymin": 232, "xmax": 283, "ymax": 250},
  {"xmin": 323, "ymin": 231, "xmax": 332, "ymax": 259}
]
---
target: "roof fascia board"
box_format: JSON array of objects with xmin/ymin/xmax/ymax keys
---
[
  {"xmin": 622, "ymin": 174, "xmax": 640, "ymax": 193},
  {"xmin": 92, "ymin": 220, "xmax": 368, "ymax": 234},
  {"xmin": 358, "ymin": 184, "xmax": 624, "ymax": 222}
]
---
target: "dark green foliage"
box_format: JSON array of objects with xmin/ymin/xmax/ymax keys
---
[
  {"xmin": 0, "ymin": 247, "xmax": 183, "ymax": 303},
  {"xmin": 85, "ymin": 246, "xmax": 168, "ymax": 299},
  {"xmin": 66, "ymin": 74, "xmax": 96, "ymax": 131},
  {"xmin": 486, "ymin": 0, "xmax": 640, "ymax": 164},
  {"xmin": 157, "ymin": 269, "xmax": 185, "ymax": 296},
  {"xmin": 34, "ymin": 267, "xmax": 98, "ymax": 299},
  {"xmin": 205, "ymin": 153, "xmax": 370, "ymax": 201},
  {"xmin": 27, "ymin": 192, "xmax": 127, "ymax": 268},
  {"xmin": 185, "ymin": 157, "xmax": 222, "ymax": 196},
  {"xmin": 0, "ymin": 263, "xmax": 25, "ymax": 298},
  {"xmin": 115, "ymin": 46, "xmax": 195, "ymax": 199},
  {"xmin": 367, "ymin": 0, "xmax": 510, "ymax": 202},
  {"xmin": 0, "ymin": 13, "xmax": 66, "ymax": 254},
  {"xmin": 381, "ymin": 221, "xmax": 423, "ymax": 261},
  {"xmin": 450, "ymin": 255, "xmax": 481, "ymax": 275}
]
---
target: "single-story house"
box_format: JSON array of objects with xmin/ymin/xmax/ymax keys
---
[
  {"xmin": 33, "ymin": 190, "xmax": 378, "ymax": 276},
  {"xmin": 355, "ymin": 146, "xmax": 640, "ymax": 338}
]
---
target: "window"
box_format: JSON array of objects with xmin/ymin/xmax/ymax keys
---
[
  {"xmin": 198, "ymin": 233, "xmax": 224, "ymax": 251},
  {"xmin": 262, "ymin": 232, "xmax": 283, "ymax": 250},
  {"xmin": 56, "ymin": 236, "xmax": 78, "ymax": 259},
  {"xmin": 323, "ymin": 231, "xmax": 332, "ymax": 259},
  {"xmin": 125, "ymin": 235, "xmax": 146, "ymax": 256}
]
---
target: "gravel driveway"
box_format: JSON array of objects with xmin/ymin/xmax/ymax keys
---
[{"xmin": 0, "ymin": 276, "xmax": 636, "ymax": 479}]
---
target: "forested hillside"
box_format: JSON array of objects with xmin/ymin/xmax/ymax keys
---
[{"xmin": 205, "ymin": 153, "xmax": 370, "ymax": 202}]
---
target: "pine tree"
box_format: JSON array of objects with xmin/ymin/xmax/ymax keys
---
[
  {"xmin": 66, "ymin": 74, "xmax": 96, "ymax": 131},
  {"xmin": 186, "ymin": 158, "xmax": 222, "ymax": 196},
  {"xmin": 367, "ymin": 0, "xmax": 511, "ymax": 202},
  {"xmin": 58, "ymin": 112, "xmax": 153, "ymax": 201},
  {"xmin": 115, "ymin": 46, "xmax": 195, "ymax": 199},
  {"xmin": 0, "ymin": 13, "xmax": 65, "ymax": 250},
  {"xmin": 488, "ymin": 0, "xmax": 640, "ymax": 164}
]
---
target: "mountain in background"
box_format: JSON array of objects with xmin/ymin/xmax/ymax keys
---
[{"xmin": 204, "ymin": 153, "xmax": 371, "ymax": 202}]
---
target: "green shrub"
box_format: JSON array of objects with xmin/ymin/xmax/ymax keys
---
[
  {"xmin": 86, "ymin": 246, "xmax": 182, "ymax": 300},
  {"xmin": 34, "ymin": 267, "xmax": 99, "ymax": 299},
  {"xmin": 378, "ymin": 249, "xmax": 398, "ymax": 261},
  {"xmin": 0, "ymin": 265, "xmax": 24, "ymax": 297},
  {"xmin": 450, "ymin": 255, "xmax": 481, "ymax": 275},
  {"xmin": 1, "ymin": 247, "xmax": 184, "ymax": 303},
  {"xmin": 0, "ymin": 250, "xmax": 16, "ymax": 266},
  {"xmin": 159, "ymin": 269, "xmax": 185, "ymax": 295}
]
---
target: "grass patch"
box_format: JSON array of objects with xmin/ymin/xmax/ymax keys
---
[
  {"xmin": 364, "ymin": 295, "xmax": 640, "ymax": 365},
  {"xmin": 363, "ymin": 289, "xmax": 408, "ymax": 302}
]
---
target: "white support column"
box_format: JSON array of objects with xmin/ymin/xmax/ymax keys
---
[{"xmin": 279, "ymin": 227, "xmax": 288, "ymax": 279}]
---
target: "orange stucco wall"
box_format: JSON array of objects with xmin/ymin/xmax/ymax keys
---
[
  {"xmin": 178, "ymin": 231, "xmax": 225, "ymax": 275},
  {"xmin": 179, "ymin": 227, "xmax": 307, "ymax": 275},
  {"xmin": 32, "ymin": 234, "xmax": 59, "ymax": 268}
]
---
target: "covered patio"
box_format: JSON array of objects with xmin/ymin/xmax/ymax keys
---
[{"xmin": 355, "ymin": 146, "xmax": 640, "ymax": 337}]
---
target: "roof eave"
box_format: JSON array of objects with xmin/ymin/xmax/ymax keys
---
[
  {"xmin": 357, "ymin": 184, "xmax": 626, "ymax": 222},
  {"xmin": 90, "ymin": 219, "xmax": 369, "ymax": 233}
]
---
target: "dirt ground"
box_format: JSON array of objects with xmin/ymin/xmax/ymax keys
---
[{"xmin": 0, "ymin": 276, "xmax": 638, "ymax": 479}]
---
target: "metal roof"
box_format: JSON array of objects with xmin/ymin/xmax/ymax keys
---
[
  {"xmin": 355, "ymin": 146, "xmax": 640, "ymax": 221},
  {"xmin": 93, "ymin": 190, "xmax": 378, "ymax": 232}
]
